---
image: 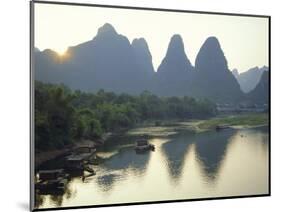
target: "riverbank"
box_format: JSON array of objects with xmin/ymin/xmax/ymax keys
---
[
  {"xmin": 197, "ymin": 113, "xmax": 269, "ymax": 130},
  {"xmin": 35, "ymin": 113, "xmax": 268, "ymax": 167},
  {"xmin": 126, "ymin": 113, "xmax": 269, "ymax": 137}
]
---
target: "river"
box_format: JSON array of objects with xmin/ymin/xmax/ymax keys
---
[{"xmin": 35, "ymin": 124, "xmax": 269, "ymax": 209}]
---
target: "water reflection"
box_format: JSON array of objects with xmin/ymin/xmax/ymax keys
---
[
  {"xmin": 35, "ymin": 193, "xmax": 45, "ymax": 208},
  {"xmin": 96, "ymin": 173, "xmax": 120, "ymax": 192},
  {"xmin": 35, "ymin": 178, "xmax": 77, "ymax": 207},
  {"xmin": 194, "ymin": 129, "xmax": 235, "ymax": 183},
  {"xmin": 101, "ymin": 147, "xmax": 151, "ymax": 172},
  {"xmin": 161, "ymin": 132, "xmax": 195, "ymax": 183},
  {"xmin": 94, "ymin": 146, "xmax": 152, "ymax": 193},
  {"xmin": 36, "ymin": 126, "xmax": 269, "ymax": 209}
]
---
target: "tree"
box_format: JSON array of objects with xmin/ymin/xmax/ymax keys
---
[{"xmin": 34, "ymin": 81, "xmax": 216, "ymax": 151}]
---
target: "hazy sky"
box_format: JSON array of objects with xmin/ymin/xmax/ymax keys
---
[{"xmin": 34, "ymin": 3, "xmax": 269, "ymax": 73}]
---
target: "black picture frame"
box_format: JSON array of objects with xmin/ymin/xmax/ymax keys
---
[{"xmin": 30, "ymin": 1, "xmax": 271, "ymax": 211}]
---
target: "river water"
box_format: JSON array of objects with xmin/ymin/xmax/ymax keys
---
[{"xmin": 36, "ymin": 125, "xmax": 269, "ymax": 209}]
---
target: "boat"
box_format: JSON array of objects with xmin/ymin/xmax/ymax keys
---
[
  {"xmin": 135, "ymin": 139, "xmax": 155, "ymax": 153},
  {"xmin": 65, "ymin": 145, "xmax": 96, "ymax": 171},
  {"xmin": 35, "ymin": 169, "xmax": 69, "ymax": 192},
  {"xmin": 215, "ymin": 125, "xmax": 230, "ymax": 131},
  {"xmin": 65, "ymin": 155, "xmax": 86, "ymax": 171},
  {"xmin": 72, "ymin": 145, "xmax": 96, "ymax": 159}
]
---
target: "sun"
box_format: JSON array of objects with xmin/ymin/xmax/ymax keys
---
[
  {"xmin": 55, "ymin": 47, "xmax": 68, "ymax": 57},
  {"xmin": 54, "ymin": 47, "xmax": 72, "ymax": 61}
]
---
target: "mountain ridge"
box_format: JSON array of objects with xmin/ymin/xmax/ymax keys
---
[
  {"xmin": 232, "ymin": 66, "xmax": 268, "ymax": 93},
  {"xmin": 35, "ymin": 23, "xmax": 268, "ymax": 104}
]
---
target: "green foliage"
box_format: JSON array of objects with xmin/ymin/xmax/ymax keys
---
[
  {"xmin": 77, "ymin": 108, "xmax": 102, "ymax": 138},
  {"xmin": 35, "ymin": 81, "xmax": 217, "ymax": 151},
  {"xmin": 35, "ymin": 82, "xmax": 77, "ymax": 150}
]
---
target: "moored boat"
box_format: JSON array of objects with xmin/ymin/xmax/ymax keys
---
[
  {"xmin": 215, "ymin": 125, "xmax": 230, "ymax": 131},
  {"xmin": 36, "ymin": 169, "xmax": 69, "ymax": 192},
  {"xmin": 65, "ymin": 155, "xmax": 86, "ymax": 171},
  {"xmin": 65, "ymin": 145, "xmax": 96, "ymax": 171},
  {"xmin": 135, "ymin": 139, "xmax": 155, "ymax": 153}
]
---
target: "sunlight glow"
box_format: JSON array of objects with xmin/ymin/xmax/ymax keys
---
[{"xmin": 55, "ymin": 47, "xmax": 68, "ymax": 56}]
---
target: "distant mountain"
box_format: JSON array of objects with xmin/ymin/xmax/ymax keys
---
[
  {"xmin": 157, "ymin": 34, "xmax": 194, "ymax": 75},
  {"xmin": 232, "ymin": 66, "xmax": 268, "ymax": 93},
  {"xmin": 232, "ymin": 69, "xmax": 239, "ymax": 78},
  {"xmin": 34, "ymin": 23, "xmax": 268, "ymax": 104},
  {"xmin": 35, "ymin": 23, "xmax": 151, "ymax": 94},
  {"xmin": 192, "ymin": 37, "xmax": 243, "ymax": 103},
  {"xmin": 34, "ymin": 47, "xmax": 40, "ymax": 52},
  {"xmin": 131, "ymin": 38, "xmax": 155, "ymax": 91},
  {"xmin": 131, "ymin": 38, "xmax": 155, "ymax": 77},
  {"xmin": 248, "ymin": 71, "xmax": 269, "ymax": 104},
  {"xmin": 35, "ymin": 49, "xmax": 64, "ymax": 84},
  {"xmin": 154, "ymin": 34, "xmax": 194, "ymax": 96}
]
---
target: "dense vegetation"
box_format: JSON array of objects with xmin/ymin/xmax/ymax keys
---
[{"xmin": 35, "ymin": 81, "xmax": 216, "ymax": 151}]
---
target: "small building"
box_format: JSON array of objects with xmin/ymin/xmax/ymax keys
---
[
  {"xmin": 74, "ymin": 145, "xmax": 96, "ymax": 154},
  {"xmin": 65, "ymin": 155, "xmax": 85, "ymax": 171},
  {"xmin": 38, "ymin": 169, "xmax": 65, "ymax": 181},
  {"xmin": 65, "ymin": 146, "xmax": 96, "ymax": 171}
]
